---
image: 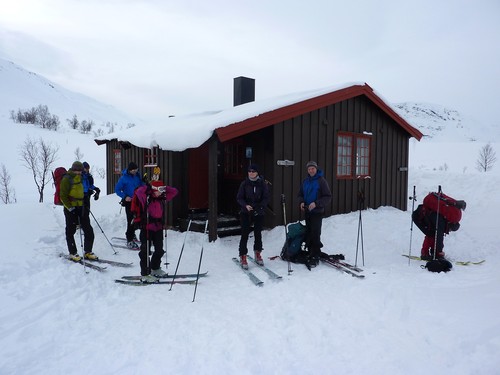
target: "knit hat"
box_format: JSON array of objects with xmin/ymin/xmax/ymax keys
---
[
  {"xmin": 306, "ymin": 161, "xmax": 318, "ymax": 169},
  {"xmin": 247, "ymin": 164, "xmax": 260, "ymax": 174},
  {"xmin": 128, "ymin": 162, "xmax": 138, "ymax": 171},
  {"xmin": 71, "ymin": 161, "xmax": 84, "ymax": 171},
  {"xmin": 82, "ymin": 161, "xmax": 90, "ymax": 169}
]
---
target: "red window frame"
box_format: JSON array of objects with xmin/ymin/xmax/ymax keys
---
[{"xmin": 336, "ymin": 132, "xmax": 371, "ymax": 179}]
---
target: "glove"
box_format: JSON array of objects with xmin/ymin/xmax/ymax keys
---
[{"xmin": 94, "ymin": 187, "xmax": 100, "ymax": 201}]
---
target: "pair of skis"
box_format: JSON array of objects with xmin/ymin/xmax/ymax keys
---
[
  {"xmin": 402, "ymin": 254, "xmax": 485, "ymax": 266},
  {"xmin": 233, "ymin": 256, "xmax": 283, "ymax": 286},
  {"xmin": 320, "ymin": 258, "xmax": 365, "ymax": 278},
  {"xmin": 115, "ymin": 272, "xmax": 208, "ymax": 286},
  {"xmin": 60, "ymin": 253, "xmax": 133, "ymax": 272}
]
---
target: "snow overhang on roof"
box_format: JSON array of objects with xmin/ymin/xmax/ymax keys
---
[{"xmin": 95, "ymin": 82, "xmax": 422, "ymax": 151}]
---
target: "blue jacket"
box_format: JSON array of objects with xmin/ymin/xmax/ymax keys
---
[
  {"xmin": 298, "ymin": 169, "xmax": 332, "ymax": 214},
  {"xmin": 115, "ymin": 168, "xmax": 144, "ymax": 199},
  {"xmin": 82, "ymin": 171, "xmax": 96, "ymax": 195}
]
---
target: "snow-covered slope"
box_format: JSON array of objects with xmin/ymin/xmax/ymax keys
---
[{"xmin": 0, "ymin": 58, "xmax": 138, "ymax": 127}]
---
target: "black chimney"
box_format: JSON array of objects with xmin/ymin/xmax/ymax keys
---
[{"xmin": 233, "ymin": 76, "xmax": 255, "ymax": 106}]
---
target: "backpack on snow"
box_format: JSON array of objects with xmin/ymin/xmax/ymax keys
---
[
  {"xmin": 424, "ymin": 258, "xmax": 453, "ymax": 273},
  {"xmin": 52, "ymin": 167, "xmax": 69, "ymax": 206},
  {"xmin": 280, "ymin": 222, "xmax": 309, "ymax": 264}
]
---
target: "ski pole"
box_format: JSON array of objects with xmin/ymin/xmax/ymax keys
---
[
  {"xmin": 89, "ymin": 210, "xmax": 118, "ymax": 255},
  {"xmin": 163, "ymin": 200, "xmax": 168, "ymax": 269},
  {"xmin": 355, "ymin": 190, "xmax": 365, "ymax": 267},
  {"xmin": 77, "ymin": 214, "xmax": 88, "ymax": 274},
  {"xmin": 169, "ymin": 220, "xmax": 192, "ymax": 291},
  {"xmin": 192, "ymin": 220, "xmax": 209, "ymax": 303},
  {"xmin": 407, "ymin": 186, "xmax": 417, "ymax": 265},
  {"xmin": 433, "ymin": 185, "xmax": 442, "ymax": 260},
  {"xmin": 281, "ymin": 194, "xmax": 292, "ymax": 275}
]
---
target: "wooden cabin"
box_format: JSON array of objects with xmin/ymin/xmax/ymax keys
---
[{"xmin": 96, "ymin": 78, "xmax": 423, "ymax": 241}]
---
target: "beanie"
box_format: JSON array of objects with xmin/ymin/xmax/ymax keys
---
[
  {"xmin": 128, "ymin": 162, "xmax": 138, "ymax": 171},
  {"xmin": 82, "ymin": 161, "xmax": 90, "ymax": 169},
  {"xmin": 248, "ymin": 164, "xmax": 260, "ymax": 174},
  {"xmin": 306, "ymin": 161, "xmax": 318, "ymax": 169},
  {"xmin": 71, "ymin": 161, "xmax": 83, "ymax": 171}
]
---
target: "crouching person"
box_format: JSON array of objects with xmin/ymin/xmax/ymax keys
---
[{"xmin": 131, "ymin": 180, "xmax": 178, "ymax": 282}]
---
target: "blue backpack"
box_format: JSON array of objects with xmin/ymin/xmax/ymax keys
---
[{"xmin": 280, "ymin": 222, "xmax": 307, "ymax": 262}]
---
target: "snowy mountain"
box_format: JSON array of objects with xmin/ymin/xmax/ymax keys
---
[
  {"xmin": 0, "ymin": 58, "xmax": 138, "ymax": 129},
  {"xmin": 1, "ymin": 59, "xmax": 499, "ymax": 374}
]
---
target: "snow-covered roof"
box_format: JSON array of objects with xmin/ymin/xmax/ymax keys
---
[{"xmin": 95, "ymin": 82, "xmax": 422, "ymax": 151}]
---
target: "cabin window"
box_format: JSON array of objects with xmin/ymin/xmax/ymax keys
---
[
  {"xmin": 336, "ymin": 133, "xmax": 371, "ymax": 179},
  {"xmin": 113, "ymin": 149, "xmax": 122, "ymax": 174},
  {"xmin": 224, "ymin": 140, "xmax": 246, "ymax": 179},
  {"xmin": 144, "ymin": 147, "xmax": 159, "ymax": 167}
]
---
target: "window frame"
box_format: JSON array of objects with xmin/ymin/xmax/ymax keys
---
[{"xmin": 336, "ymin": 132, "xmax": 371, "ymax": 179}]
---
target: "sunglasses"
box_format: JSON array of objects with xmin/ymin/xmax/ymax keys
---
[{"xmin": 248, "ymin": 170, "xmax": 257, "ymax": 173}]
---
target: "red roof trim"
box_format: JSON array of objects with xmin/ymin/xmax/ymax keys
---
[{"xmin": 215, "ymin": 84, "xmax": 423, "ymax": 142}]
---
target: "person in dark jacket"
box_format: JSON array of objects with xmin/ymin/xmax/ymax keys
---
[
  {"xmin": 298, "ymin": 161, "xmax": 332, "ymax": 268},
  {"xmin": 236, "ymin": 164, "xmax": 270, "ymax": 269},
  {"xmin": 114, "ymin": 162, "xmax": 144, "ymax": 249}
]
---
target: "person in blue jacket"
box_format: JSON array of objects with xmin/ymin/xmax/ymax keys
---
[
  {"xmin": 115, "ymin": 162, "xmax": 144, "ymax": 249},
  {"xmin": 298, "ymin": 161, "xmax": 332, "ymax": 268},
  {"xmin": 81, "ymin": 162, "xmax": 100, "ymax": 213}
]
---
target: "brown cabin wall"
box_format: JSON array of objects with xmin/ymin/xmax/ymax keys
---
[{"xmin": 272, "ymin": 95, "xmax": 410, "ymax": 227}]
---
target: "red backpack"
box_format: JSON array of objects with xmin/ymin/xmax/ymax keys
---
[
  {"xmin": 422, "ymin": 192, "xmax": 465, "ymax": 224},
  {"xmin": 52, "ymin": 167, "xmax": 68, "ymax": 205}
]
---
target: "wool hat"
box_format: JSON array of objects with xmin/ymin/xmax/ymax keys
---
[
  {"xmin": 248, "ymin": 164, "xmax": 260, "ymax": 174},
  {"xmin": 71, "ymin": 161, "xmax": 84, "ymax": 171},
  {"xmin": 128, "ymin": 162, "xmax": 138, "ymax": 171},
  {"xmin": 82, "ymin": 161, "xmax": 90, "ymax": 169},
  {"xmin": 306, "ymin": 161, "xmax": 318, "ymax": 169}
]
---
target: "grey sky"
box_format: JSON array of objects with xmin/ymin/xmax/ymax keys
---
[{"xmin": 1, "ymin": 0, "xmax": 499, "ymax": 125}]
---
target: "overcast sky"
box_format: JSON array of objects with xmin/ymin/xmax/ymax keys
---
[{"xmin": 1, "ymin": 0, "xmax": 499, "ymax": 125}]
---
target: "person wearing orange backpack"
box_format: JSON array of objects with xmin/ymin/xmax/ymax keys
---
[
  {"xmin": 131, "ymin": 179, "xmax": 178, "ymax": 282},
  {"xmin": 60, "ymin": 161, "xmax": 98, "ymax": 262}
]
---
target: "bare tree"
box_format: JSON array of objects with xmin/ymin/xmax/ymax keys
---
[
  {"xmin": 476, "ymin": 143, "xmax": 497, "ymax": 172},
  {"xmin": 0, "ymin": 164, "xmax": 17, "ymax": 204},
  {"xmin": 74, "ymin": 147, "xmax": 84, "ymax": 161},
  {"xmin": 19, "ymin": 137, "xmax": 59, "ymax": 202}
]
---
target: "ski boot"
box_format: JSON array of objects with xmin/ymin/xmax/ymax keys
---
[
  {"xmin": 254, "ymin": 251, "xmax": 264, "ymax": 266},
  {"xmin": 69, "ymin": 253, "xmax": 82, "ymax": 262},
  {"xmin": 151, "ymin": 268, "xmax": 168, "ymax": 278},
  {"xmin": 84, "ymin": 252, "xmax": 98, "ymax": 260},
  {"xmin": 240, "ymin": 255, "xmax": 249, "ymax": 270},
  {"xmin": 141, "ymin": 274, "xmax": 159, "ymax": 283},
  {"xmin": 127, "ymin": 241, "xmax": 139, "ymax": 250}
]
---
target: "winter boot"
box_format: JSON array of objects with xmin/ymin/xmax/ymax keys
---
[
  {"xmin": 69, "ymin": 253, "xmax": 81, "ymax": 262},
  {"xmin": 254, "ymin": 251, "xmax": 264, "ymax": 266},
  {"xmin": 127, "ymin": 241, "xmax": 139, "ymax": 250},
  {"xmin": 307, "ymin": 255, "xmax": 319, "ymax": 268},
  {"xmin": 84, "ymin": 252, "xmax": 98, "ymax": 260},
  {"xmin": 151, "ymin": 268, "xmax": 168, "ymax": 278},
  {"xmin": 240, "ymin": 255, "xmax": 249, "ymax": 270},
  {"xmin": 141, "ymin": 274, "xmax": 159, "ymax": 283}
]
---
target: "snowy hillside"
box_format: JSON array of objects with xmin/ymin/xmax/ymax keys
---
[
  {"xmin": 394, "ymin": 102, "xmax": 500, "ymax": 142},
  {"xmin": 0, "ymin": 58, "xmax": 138, "ymax": 128},
  {"xmin": 1, "ymin": 60, "xmax": 499, "ymax": 374}
]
